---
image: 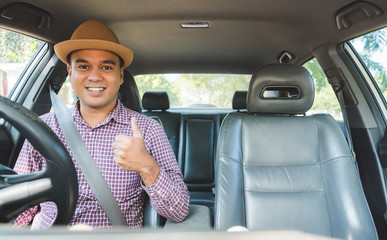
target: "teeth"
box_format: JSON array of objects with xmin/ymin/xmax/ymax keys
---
[{"xmin": 88, "ymin": 87, "xmax": 104, "ymax": 92}]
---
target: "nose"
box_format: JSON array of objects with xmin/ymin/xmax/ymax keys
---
[{"xmin": 87, "ymin": 68, "xmax": 102, "ymax": 81}]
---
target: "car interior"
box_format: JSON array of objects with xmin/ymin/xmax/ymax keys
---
[{"xmin": 0, "ymin": 0, "xmax": 387, "ymax": 239}]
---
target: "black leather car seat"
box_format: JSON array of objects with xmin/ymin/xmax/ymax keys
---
[
  {"xmin": 178, "ymin": 114, "xmax": 220, "ymax": 211},
  {"xmin": 214, "ymin": 64, "xmax": 378, "ymax": 239},
  {"xmin": 142, "ymin": 91, "xmax": 180, "ymax": 158},
  {"xmin": 232, "ymin": 90, "xmax": 247, "ymax": 112},
  {"xmin": 118, "ymin": 70, "xmax": 142, "ymax": 113},
  {"xmin": 142, "ymin": 91, "xmax": 219, "ymax": 212}
]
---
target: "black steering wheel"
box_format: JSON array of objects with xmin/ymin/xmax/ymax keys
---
[{"xmin": 0, "ymin": 96, "xmax": 78, "ymax": 225}]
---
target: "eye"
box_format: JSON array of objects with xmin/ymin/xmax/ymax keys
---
[
  {"xmin": 77, "ymin": 65, "xmax": 89, "ymax": 70},
  {"xmin": 102, "ymin": 66, "xmax": 113, "ymax": 70}
]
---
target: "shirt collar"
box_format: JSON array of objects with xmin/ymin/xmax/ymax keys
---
[
  {"xmin": 71, "ymin": 99, "xmax": 131, "ymax": 128},
  {"xmin": 111, "ymin": 99, "xmax": 131, "ymax": 125}
]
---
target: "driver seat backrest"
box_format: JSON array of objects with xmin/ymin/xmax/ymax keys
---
[
  {"xmin": 118, "ymin": 70, "xmax": 142, "ymax": 113},
  {"xmin": 214, "ymin": 64, "xmax": 378, "ymax": 239}
]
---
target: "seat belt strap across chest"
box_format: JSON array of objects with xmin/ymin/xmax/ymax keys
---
[{"xmin": 49, "ymin": 86, "xmax": 127, "ymax": 226}]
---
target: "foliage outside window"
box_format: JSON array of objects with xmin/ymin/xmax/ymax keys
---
[
  {"xmin": 0, "ymin": 28, "xmax": 43, "ymax": 98},
  {"xmin": 304, "ymin": 59, "xmax": 342, "ymax": 120},
  {"xmin": 135, "ymin": 74, "xmax": 250, "ymax": 108},
  {"xmin": 350, "ymin": 27, "xmax": 387, "ymax": 100},
  {"xmin": 136, "ymin": 65, "xmax": 342, "ymax": 117}
]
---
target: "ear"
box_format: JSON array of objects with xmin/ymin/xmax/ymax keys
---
[
  {"xmin": 67, "ymin": 65, "xmax": 72, "ymax": 77},
  {"xmin": 120, "ymin": 67, "xmax": 124, "ymax": 85}
]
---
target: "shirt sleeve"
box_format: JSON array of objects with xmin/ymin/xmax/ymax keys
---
[
  {"xmin": 142, "ymin": 119, "xmax": 190, "ymax": 223},
  {"xmin": 12, "ymin": 206, "xmax": 38, "ymax": 227},
  {"xmin": 12, "ymin": 139, "xmax": 55, "ymax": 229}
]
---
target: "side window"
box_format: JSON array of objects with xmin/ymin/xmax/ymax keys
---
[
  {"xmin": 303, "ymin": 59, "xmax": 342, "ymax": 120},
  {"xmin": 0, "ymin": 28, "xmax": 44, "ymax": 98},
  {"xmin": 349, "ymin": 27, "xmax": 387, "ymax": 102},
  {"xmin": 58, "ymin": 78, "xmax": 77, "ymax": 107}
]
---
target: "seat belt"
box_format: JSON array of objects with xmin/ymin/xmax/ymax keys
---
[
  {"xmin": 337, "ymin": 89, "xmax": 356, "ymax": 160},
  {"xmin": 327, "ymin": 70, "xmax": 356, "ymax": 161},
  {"xmin": 49, "ymin": 86, "xmax": 127, "ymax": 226}
]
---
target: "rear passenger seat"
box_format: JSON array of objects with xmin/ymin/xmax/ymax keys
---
[
  {"xmin": 178, "ymin": 114, "xmax": 219, "ymax": 210},
  {"xmin": 142, "ymin": 91, "xmax": 223, "ymax": 212},
  {"xmin": 141, "ymin": 91, "xmax": 248, "ymax": 215},
  {"xmin": 141, "ymin": 91, "xmax": 248, "ymax": 206},
  {"xmin": 232, "ymin": 90, "xmax": 247, "ymax": 112},
  {"xmin": 142, "ymin": 91, "xmax": 180, "ymax": 158}
]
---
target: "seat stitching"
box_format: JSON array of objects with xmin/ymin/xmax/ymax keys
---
[
  {"xmin": 242, "ymin": 156, "xmax": 351, "ymax": 168},
  {"xmin": 241, "ymin": 114, "xmax": 246, "ymax": 228},
  {"xmin": 315, "ymin": 116, "xmax": 333, "ymax": 237},
  {"xmin": 244, "ymin": 189, "xmax": 325, "ymax": 193}
]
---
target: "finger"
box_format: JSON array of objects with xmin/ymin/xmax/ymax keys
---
[
  {"xmin": 112, "ymin": 139, "xmax": 124, "ymax": 150},
  {"xmin": 114, "ymin": 155, "xmax": 120, "ymax": 164},
  {"xmin": 114, "ymin": 134, "xmax": 127, "ymax": 144},
  {"xmin": 131, "ymin": 117, "xmax": 143, "ymax": 138},
  {"xmin": 112, "ymin": 148, "xmax": 119, "ymax": 156}
]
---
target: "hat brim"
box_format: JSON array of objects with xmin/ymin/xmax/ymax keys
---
[{"xmin": 54, "ymin": 39, "xmax": 133, "ymax": 68}]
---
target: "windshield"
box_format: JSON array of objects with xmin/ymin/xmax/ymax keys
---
[{"xmin": 135, "ymin": 74, "xmax": 251, "ymax": 108}]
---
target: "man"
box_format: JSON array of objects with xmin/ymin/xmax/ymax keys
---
[{"xmin": 13, "ymin": 20, "xmax": 190, "ymax": 229}]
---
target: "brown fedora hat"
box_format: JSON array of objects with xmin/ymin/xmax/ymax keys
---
[{"xmin": 54, "ymin": 20, "xmax": 133, "ymax": 68}]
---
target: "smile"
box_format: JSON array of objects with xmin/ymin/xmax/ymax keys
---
[{"xmin": 87, "ymin": 87, "xmax": 105, "ymax": 92}]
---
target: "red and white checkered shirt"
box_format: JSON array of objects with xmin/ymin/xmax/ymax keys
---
[{"xmin": 13, "ymin": 100, "xmax": 190, "ymax": 229}]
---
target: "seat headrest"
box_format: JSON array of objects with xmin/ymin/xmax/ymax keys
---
[
  {"xmin": 232, "ymin": 91, "xmax": 247, "ymax": 111},
  {"xmin": 142, "ymin": 91, "xmax": 170, "ymax": 111},
  {"xmin": 247, "ymin": 64, "xmax": 314, "ymax": 114},
  {"xmin": 118, "ymin": 70, "xmax": 142, "ymax": 113}
]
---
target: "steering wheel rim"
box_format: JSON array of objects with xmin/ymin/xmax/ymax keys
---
[{"xmin": 0, "ymin": 96, "xmax": 78, "ymax": 225}]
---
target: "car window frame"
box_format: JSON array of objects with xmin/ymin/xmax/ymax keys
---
[
  {"xmin": 344, "ymin": 41, "xmax": 387, "ymax": 125},
  {"xmin": 7, "ymin": 42, "xmax": 48, "ymax": 103}
]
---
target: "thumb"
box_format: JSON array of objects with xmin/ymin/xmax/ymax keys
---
[{"xmin": 131, "ymin": 117, "xmax": 143, "ymax": 138}]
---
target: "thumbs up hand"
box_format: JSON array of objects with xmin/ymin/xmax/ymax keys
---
[
  {"xmin": 113, "ymin": 117, "xmax": 160, "ymax": 186},
  {"xmin": 130, "ymin": 116, "xmax": 144, "ymax": 138}
]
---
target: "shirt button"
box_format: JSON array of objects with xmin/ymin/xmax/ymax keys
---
[
  {"xmin": 88, "ymin": 131, "xmax": 92, "ymax": 136},
  {"xmin": 82, "ymin": 185, "xmax": 86, "ymax": 190},
  {"xmin": 150, "ymin": 193, "xmax": 154, "ymax": 197},
  {"xmin": 157, "ymin": 190, "xmax": 162, "ymax": 195},
  {"xmin": 169, "ymin": 207, "xmax": 174, "ymax": 211}
]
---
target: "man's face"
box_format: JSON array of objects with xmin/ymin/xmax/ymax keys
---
[{"xmin": 67, "ymin": 49, "xmax": 124, "ymax": 113}]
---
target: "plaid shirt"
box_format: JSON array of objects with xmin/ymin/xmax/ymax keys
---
[{"xmin": 13, "ymin": 100, "xmax": 190, "ymax": 229}]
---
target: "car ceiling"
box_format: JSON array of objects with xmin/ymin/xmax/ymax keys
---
[{"xmin": 0, "ymin": 0, "xmax": 386, "ymax": 75}]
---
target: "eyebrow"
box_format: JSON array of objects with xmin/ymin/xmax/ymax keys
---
[
  {"xmin": 102, "ymin": 60, "xmax": 117, "ymax": 65},
  {"xmin": 74, "ymin": 59, "xmax": 117, "ymax": 65},
  {"xmin": 75, "ymin": 59, "xmax": 88, "ymax": 64}
]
